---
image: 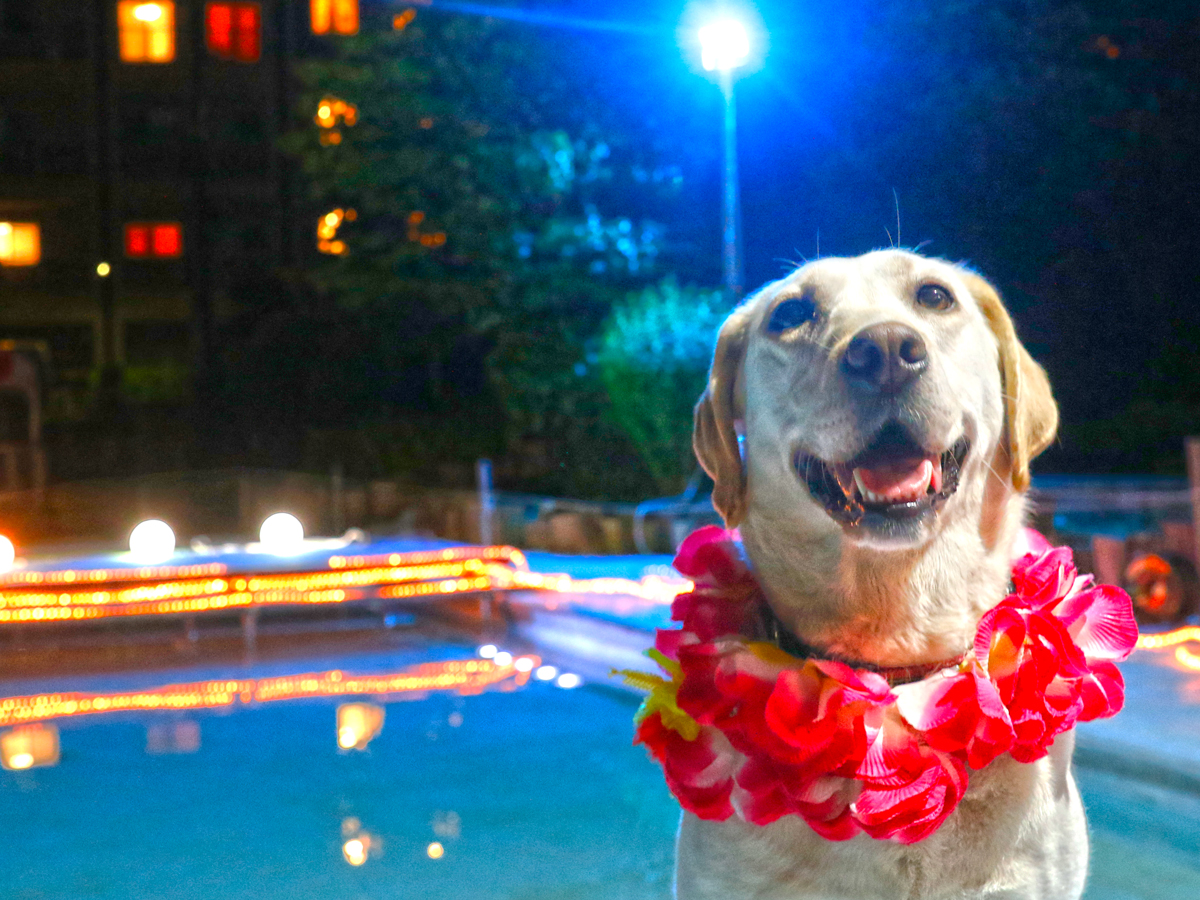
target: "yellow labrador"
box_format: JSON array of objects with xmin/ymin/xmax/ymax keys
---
[{"xmin": 682, "ymin": 250, "xmax": 1082, "ymax": 899}]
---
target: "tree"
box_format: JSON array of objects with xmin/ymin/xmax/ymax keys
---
[{"xmin": 280, "ymin": 6, "xmax": 693, "ymax": 496}]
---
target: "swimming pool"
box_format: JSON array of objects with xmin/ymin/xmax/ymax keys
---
[{"xmin": 2, "ymin": 633, "xmax": 1197, "ymax": 900}]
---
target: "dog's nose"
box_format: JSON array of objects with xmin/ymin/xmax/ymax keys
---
[{"xmin": 841, "ymin": 323, "xmax": 928, "ymax": 394}]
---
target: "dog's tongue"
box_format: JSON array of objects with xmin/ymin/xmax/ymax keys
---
[{"xmin": 853, "ymin": 455, "xmax": 942, "ymax": 504}]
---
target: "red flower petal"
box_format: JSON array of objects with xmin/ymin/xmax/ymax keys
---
[
  {"xmin": 673, "ymin": 526, "xmax": 748, "ymax": 584},
  {"xmin": 1052, "ymin": 583, "xmax": 1139, "ymax": 663},
  {"xmin": 1011, "ymin": 547, "xmax": 1078, "ymax": 606},
  {"xmin": 1077, "ymin": 661, "xmax": 1126, "ymax": 721},
  {"xmin": 637, "ymin": 713, "xmax": 738, "ymax": 820},
  {"xmin": 1013, "ymin": 527, "xmax": 1052, "ymax": 558}
]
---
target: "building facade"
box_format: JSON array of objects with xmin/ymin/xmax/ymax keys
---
[{"xmin": 0, "ymin": 0, "xmax": 359, "ymax": 410}]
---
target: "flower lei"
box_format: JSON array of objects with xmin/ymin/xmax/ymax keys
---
[{"xmin": 625, "ymin": 526, "xmax": 1138, "ymax": 844}]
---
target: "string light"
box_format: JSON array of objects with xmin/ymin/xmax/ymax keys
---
[
  {"xmin": 0, "ymin": 543, "xmax": 686, "ymax": 626},
  {"xmin": 1138, "ymin": 626, "xmax": 1200, "ymax": 673},
  {"xmin": 0, "ymin": 656, "xmax": 538, "ymax": 727},
  {"xmin": 1137, "ymin": 626, "xmax": 1200, "ymax": 649}
]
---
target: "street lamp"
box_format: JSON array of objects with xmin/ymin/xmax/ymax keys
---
[{"xmin": 698, "ymin": 17, "xmax": 751, "ymax": 300}]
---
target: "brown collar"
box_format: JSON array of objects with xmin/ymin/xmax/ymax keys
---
[{"xmin": 759, "ymin": 601, "xmax": 967, "ymax": 687}]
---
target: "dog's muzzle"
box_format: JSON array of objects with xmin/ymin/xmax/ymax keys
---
[{"xmin": 794, "ymin": 424, "xmax": 970, "ymax": 528}]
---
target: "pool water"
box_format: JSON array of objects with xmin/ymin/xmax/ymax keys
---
[{"xmin": 2, "ymin": 639, "xmax": 1198, "ymax": 900}]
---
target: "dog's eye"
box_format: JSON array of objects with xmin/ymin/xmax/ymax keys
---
[
  {"xmin": 916, "ymin": 284, "xmax": 955, "ymax": 311},
  {"xmin": 767, "ymin": 297, "xmax": 817, "ymax": 333}
]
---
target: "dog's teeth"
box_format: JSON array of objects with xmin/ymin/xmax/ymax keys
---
[{"xmin": 852, "ymin": 469, "xmax": 869, "ymax": 502}]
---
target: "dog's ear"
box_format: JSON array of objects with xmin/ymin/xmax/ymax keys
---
[
  {"xmin": 694, "ymin": 305, "xmax": 752, "ymax": 526},
  {"xmin": 963, "ymin": 273, "xmax": 1058, "ymax": 491}
]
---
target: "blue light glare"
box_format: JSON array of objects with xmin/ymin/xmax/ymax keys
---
[{"xmin": 409, "ymin": 1, "xmax": 658, "ymax": 35}]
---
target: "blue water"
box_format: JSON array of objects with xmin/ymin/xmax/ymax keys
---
[
  {"xmin": 0, "ymin": 645, "xmax": 677, "ymax": 900},
  {"xmin": 2, "ymin": 643, "xmax": 1198, "ymax": 899}
]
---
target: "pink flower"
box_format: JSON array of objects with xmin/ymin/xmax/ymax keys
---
[
  {"xmin": 673, "ymin": 526, "xmax": 750, "ymax": 586},
  {"xmin": 1011, "ymin": 546, "xmax": 1084, "ymax": 608},
  {"xmin": 749, "ymin": 660, "xmax": 892, "ymax": 773},
  {"xmin": 734, "ymin": 755, "xmax": 859, "ymax": 839},
  {"xmin": 895, "ymin": 665, "xmax": 1015, "ymax": 770},
  {"xmin": 1012, "ymin": 527, "xmax": 1052, "ymax": 559},
  {"xmin": 637, "ymin": 712, "xmax": 737, "ymax": 821},
  {"xmin": 974, "ymin": 602, "xmax": 1091, "ymax": 761},
  {"xmin": 854, "ymin": 709, "xmax": 968, "ymax": 843},
  {"xmin": 670, "ymin": 584, "xmax": 758, "ymax": 643},
  {"xmin": 675, "ymin": 641, "xmax": 774, "ymax": 730},
  {"xmin": 637, "ymin": 528, "xmax": 1138, "ymax": 843}
]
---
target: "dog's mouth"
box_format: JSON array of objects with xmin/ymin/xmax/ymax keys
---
[{"xmin": 795, "ymin": 424, "xmax": 970, "ymax": 529}]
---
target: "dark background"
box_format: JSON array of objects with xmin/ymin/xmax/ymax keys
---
[{"xmin": 1, "ymin": 0, "xmax": 1197, "ymax": 497}]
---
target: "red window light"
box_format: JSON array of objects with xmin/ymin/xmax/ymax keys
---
[
  {"xmin": 125, "ymin": 224, "xmax": 150, "ymax": 257},
  {"xmin": 125, "ymin": 222, "xmax": 183, "ymax": 258},
  {"xmin": 206, "ymin": 2, "xmax": 260, "ymax": 62}
]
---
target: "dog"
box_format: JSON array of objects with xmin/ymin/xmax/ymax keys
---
[{"xmin": 681, "ymin": 249, "xmax": 1082, "ymax": 899}]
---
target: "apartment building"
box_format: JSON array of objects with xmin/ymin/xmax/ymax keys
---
[{"xmin": 0, "ymin": 0, "xmax": 360, "ymax": 402}]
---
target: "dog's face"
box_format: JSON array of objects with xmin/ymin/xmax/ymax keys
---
[{"xmin": 695, "ymin": 250, "xmax": 1058, "ymax": 663}]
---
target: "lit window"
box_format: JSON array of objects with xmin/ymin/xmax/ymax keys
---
[
  {"xmin": 117, "ymin": 2, "xmax": 176, "ymax": 63},
  {"xmin": 206, "ymin": 2, "xmax": 261, "ymax": 63},
  {"xmin": 311, "ymin": 0, "xmax": 358, "ymax": 35},
  {"xmin": 315, "ymin": 98, "xmax": 357, "ymax": 129},
  {"xmin": 315, "ymin": 97, "xmax": 357, "ymax": 145},
  {"xmin": 125, "ymin": 222, "xmax": 183, "ymax": 258},
  {"xmin": 317, "ymin": 208, "xmax": 353, "ymax": 255},
  {"xmin": 0, "ymin": 222, "xmax": 40, "ymax": 267}
]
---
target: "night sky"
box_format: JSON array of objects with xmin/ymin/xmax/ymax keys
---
[{"xmin": 492, "ymin": 0, "xmax": 1200, "ymax": 472}]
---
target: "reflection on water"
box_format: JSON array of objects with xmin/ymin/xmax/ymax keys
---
[
  {"xmin": 337, "ymin": 702, "xmax": 385, "ymax": 750},
  {"xmin": 340, "ymin": 816, "xmax": 376, "ymax": 867},
  {"xmin": 0, "ymin": 639, "xmax": 677, "ymax": 899},
  {"xmin": 2, "ymin": 636, "xmax": 1198, "ymax": 900},
  {"xmin": 146, "ymin": 720, "xmax": 200, "ymax": 755},
  {"xmin": 1, "ymin": 722, "xmax": 59, "ymax": 770}
]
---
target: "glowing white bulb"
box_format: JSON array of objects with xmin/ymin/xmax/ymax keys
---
[
  {"xmin": 514, "ymin": 657, "xmax": 535, "ymax": 673},
  {"xmin": 556, "ymin": 673, "xmax": 582, "ymax": 689},
  {"xmin": 478, "ymin": 644, "xmax": 497, "ymax": 659},
  {"xmin": 493, "ymin": 651, "xmax": 513, "ymax": 667},
  {"xmin": 0, "ymin": 535, "xmax": 14, "ymax": 573},
  {"xmin": 535, "ymin": 665, "xmax": 558, "ymax": 681},
  {"xmin": 129, "ymin": 520, "xmax": 175, "ymax": 562},
  {"xmin": 259, "ymin": 513, "xmax": 304, "ymax": 554},
  {"xmin": 698, "ymin": 19, "xmax": 750, "ymax": 72}
]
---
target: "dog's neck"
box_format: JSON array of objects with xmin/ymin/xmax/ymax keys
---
[{"xmin": 739, "ymin": 494, "xmax": 1024, "ymax": 669}]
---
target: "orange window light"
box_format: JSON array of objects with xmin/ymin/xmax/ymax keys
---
[
  {"xmin": 311, "ymin": 0, "xmax": 358, "ymax": 35},
  {"xmin": 125, "ymin": 222, "xmax": 183, "ymax": 258},
  {"xmin": 117, "ymin": 2, "xmax": 176, "ymax": 63},
  {"xmin": 206, "ymin": 2, "xmax": 261, "ymax": 62},
  {"xmin": 0, "ymin": 223, "xmax": 40, "ymax": 267}
]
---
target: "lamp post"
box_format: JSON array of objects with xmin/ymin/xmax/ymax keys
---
[{"xmin": 698, "ymin": 18, "xmax": 750, "ymax": 300}]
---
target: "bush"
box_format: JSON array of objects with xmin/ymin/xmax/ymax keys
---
[{"xmin": 597, "ymin": 278, "xmax": 728, "ymax": 493}]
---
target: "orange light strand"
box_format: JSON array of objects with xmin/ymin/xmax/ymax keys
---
[{"xmin": 0, "ymin": 656, "xmax": 538, "ymax": 727}]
